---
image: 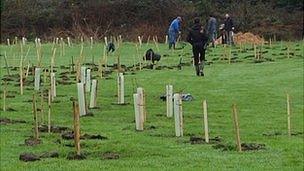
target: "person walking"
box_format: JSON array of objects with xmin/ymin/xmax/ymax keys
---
[
  {"xmin": 224, "ymin": 14, "xmax": 234, "ymax": 45},
  {"xmin": 168, "ymin": 17, "xmax": 182, "ymax": 49},
  {"xmin": 187, "ymin": 18, "xmax": 209, "ymax": 76},
  {"xmin": 206, "ymin": 14, "xmax": 217, "ymax": 47}
]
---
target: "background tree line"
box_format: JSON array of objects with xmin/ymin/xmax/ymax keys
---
[{"xmin": 1, "ymin": 0, "xmax": 303, "ymax": 42}]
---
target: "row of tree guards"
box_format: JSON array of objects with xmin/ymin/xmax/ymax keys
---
[
  {"xmin": 2, "ymin": 36, "xmax": 297, "ymax": 156},
  {"xmin": 2, "ymin": 65, "xmax": 295, "ymax": 154}
]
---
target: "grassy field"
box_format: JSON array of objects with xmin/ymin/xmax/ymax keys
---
[{"xmin": 0, "ymin": 40, "xmax": 303, "ymax": 170}]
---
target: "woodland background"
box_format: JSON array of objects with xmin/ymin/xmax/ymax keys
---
[{"xmin": 1, "ymin": 0, "xmax": 303, "ymax": 41}]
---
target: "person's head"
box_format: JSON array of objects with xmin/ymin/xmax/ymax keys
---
[
  {"xmin": 194, "ymin": 17, "xmax": 200, "ymax": 24},
  {"xmin": 177, "ymin": 16, "xmax": 182, "ymax": 22},
  {"xmin": 225, "ymin": 14, "xmax": 229, "ymax": 19}
]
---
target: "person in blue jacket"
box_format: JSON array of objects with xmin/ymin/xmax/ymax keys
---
[{"xmin": 168, "ymin": 17, "xmax": 182, "ymax": 49}]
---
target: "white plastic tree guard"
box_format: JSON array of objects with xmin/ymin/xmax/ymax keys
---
[
  {"xmin": 85, "ymin": 69, "xmax": 91, "ymax": 93},
  {"xmin": 34, "ymin": 68, "xmax": 41, "ymax": 91},
  {"xmin": 174, "ymin": 93, "xmax": 183, "ymax": 137},
  {"xmin": 77, "ymin": 83, "xmax": 86, "ymax": 116},
  {"xmin": 89, "ymin": 80, "xmax": 98, "ymax": 108}
]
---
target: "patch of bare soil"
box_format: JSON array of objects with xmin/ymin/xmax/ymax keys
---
[
  {"xmin": 212, "ymin": 142, "xmax": 266, "ymax": 151},
  {"xmin": 0, "ymin": 117, "xmax": 26, "ymax": 125},
  {"xmin": 38, "ymin": 124, "xmax": 71, "ymax": 133},
  {"xmin": 189, "ymin": 136, "xmax": 222, "ymax": 144},
  {"xmin": 24, "ymin": 137, "xmax": 42, "ymax": 146},
  {"xmin": 101, "ymin": 152, "xmax": 120, "ymax": 160},
  {"xmin": 66, "ymin": 152, "xmax": 87, "ymax": 160}
]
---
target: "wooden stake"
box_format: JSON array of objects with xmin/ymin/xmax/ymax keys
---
[
  {"xmin": 60, "ymin": 37, "xmax": 64, "ymax": 57},
  {"xmin": 287, "ymin": 93, "xmax": 291, "ymax": 137},
  {"xmin": 232, "ymin": 104, "xmax": 242, "ymax": 152},
  {"xmin": 165, "ymin": 35, "xmax": 168, "ymax": 44},
  {"xmin": 19, "ymin": 53, "xmax": 23, "ymax": 95},
  {"xmin": 3, "ymin": 52, "xmax": 10, "ymax": 76},
  {"xmin": 33, "ymin": 94, "xmax": 39, "ymax": 140},
  {"xmin": 287, "ymin": 45, "xmax": 290, "ymax": 59},
  {"xmin": 48, "ymin": 89, "xmax": 51, "ymax": 133},
  {"xmin": 203, "ymin": 100, "xmax": 209, "ymax": 143},
  {"xmin": 135, "ymin": 44, "xmax": 142, "ymax": 70},
  {"xmin": 166, "ymin": 85, "xmax": 173, "ymax": 117},
  {"xmin": 43, "ymin": 69, "xmax": 47, "ymax": 85},
  {"xmin": 3, "ymin": 81, "xmax": 7, "ymax": 111},
  {"xmin": 25, "ymin": 61, "xmax": 30, "ymax": 78},
  {"xmin": 51, "ymin": 48, "xmax": 56, "ymax": 73},
  {"xmin": 73, "ymin": 101, "xmax": 81, "ymax": 155},
  {"xmin": 40, "ymin": 89, "xmax": 44, "ymax": 125},
  {"xmin": 153, "ymin": 36, "xmax": 160, "ymax": 52},
  {"xmin": 228, "ymin": 47, "xmax": 231, "ymax": 64},
  {"xmin": 254, "ymin": 44, "xmax": 257, "ymax": 59}
]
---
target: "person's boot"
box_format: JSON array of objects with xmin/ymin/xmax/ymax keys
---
[
  {"xmin": 199, "ymin": 61, "xmax": 205, "ymax": 76},
  {"xmin": 195, "ymin": 65, "xmax": 200, "ymax": 76}
]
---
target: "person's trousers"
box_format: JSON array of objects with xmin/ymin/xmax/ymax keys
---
[
  {"xmin": 225, "ymin": 31, "xmax": 234, "ymax": 45},
  {"xmin": 192, "ymin": 45, "xmax": 205, "ymax": 65},
  {"xmin": 209, "ymin": 31, "xmax": 217, "ymax": 47},
  {"xmin": 168, "ymin": 30, "xmax": 177, "ymax": 49}
]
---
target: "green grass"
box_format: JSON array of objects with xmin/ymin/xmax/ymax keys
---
[{"xmin": 0, "ymin": 40, "xmax": 303, "ymax": 170}]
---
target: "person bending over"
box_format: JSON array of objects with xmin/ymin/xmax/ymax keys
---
[{"xmin": 168, "ymin": 16, "xmax": 182, "ymax": 49}]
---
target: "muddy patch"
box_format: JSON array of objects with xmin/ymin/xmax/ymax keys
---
[
  {"xmin": 212, "ymin": 142, "xmax": 265, "ymax": 151},
  {"xmin": 262, "ymin": 131, "xmax": 283, "ymax": 136},
  {"xmin": 61, "ymin": 131, "xmax": 108, "ymax": 140},
  {"xmin": 189, "ymin": 136, "xmax": 222, "ymax": 144},
  {"xmin": 38, "ymin": 124, "xmax": 71, "ymax": 133},
  {"xmin": 241, "ymin": 143, "xmax": 266, "ymax": 151},
  {"xmin": 82, "ymin": 133, "xmax": 108, "ymax": 140},
  {"xmin": 0, "ymin": 117, "xmax": 26, "ymax": 125},
  {"xmin": 67, "ymin": 152, "xmax": 87, "ymax": 160},
  {"xmin": 263, "ymin": 131, "xmax": 304, "ymax": 137},
  {"xmin": 24, "ymin": 137, "xmax": 42, "ymax": 146},
  {"xmin": 19, "ymin": 153, "xmax": 40, "ymax": 162},
  {"xmin": 101, "ymin": 151, "xmax": 120, "ymax": 160}
]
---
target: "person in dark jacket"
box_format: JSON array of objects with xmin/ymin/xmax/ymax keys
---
[
  {"xmin": 187, "ymin": 18, "xmax": 209, "ymax": 76},
  {"xmin": 224, "ymin": 14, "xmax": 234, "ymax": 45},
  {"xmin": 206, "ymin": 14, "xmax": 217, "ymax": 47}
]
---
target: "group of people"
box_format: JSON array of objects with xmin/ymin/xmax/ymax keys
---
[{"xmin": 168, "ymin": 14, "xmax": 234, "ymax": 76}]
